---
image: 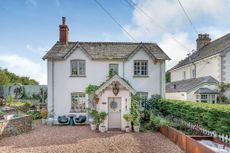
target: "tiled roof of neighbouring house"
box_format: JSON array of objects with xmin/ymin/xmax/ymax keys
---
[
  {"xmin": 166, "ymin": 76, "xmax": 218, "ymax": 93},
  {"xmin": 170, "ymin": 33, "xmax": 230, "ymax": 71},
  {"xmin": 42, "ymin": 41, "xmax": 170, "ymax": 60},
  {"xmin": 194, "ymin": 88, "xmax": 219, "ymax": 94}
]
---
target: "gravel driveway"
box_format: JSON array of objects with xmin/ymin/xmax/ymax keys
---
[{"xmin": 0, "ymin": 121, "xmax": 184, "ymax": 153}]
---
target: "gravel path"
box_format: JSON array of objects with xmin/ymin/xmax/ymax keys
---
[{"xmin": 0, "ymin": 121, "xmax": 184, "ymax": 153}]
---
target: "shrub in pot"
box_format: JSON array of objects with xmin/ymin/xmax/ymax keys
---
[
  {"xmin": 133, "ymin": 119, "xmax": 140, "ymax": 132},
  {"xmin": 40, "ymin": 109, "xmax": 48, "ymax": 125},
  {"xmin": 88, "ymin": 109, "xmax": 107, "ymax": 132},
  {"xmin": 123, "ymin": 113, "xmax": 133, "ymax": 132}
]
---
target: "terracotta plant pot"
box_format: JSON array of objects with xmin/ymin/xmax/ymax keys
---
[
  {"xmin": 95, "ymin": 98, "xmax": 100, "ymax": 104},
  {"xmin": 134, "ymin": 125, "xmax": 140, "ymax": 132}
]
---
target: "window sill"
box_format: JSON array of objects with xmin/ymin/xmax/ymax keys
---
[
  {"xmin": 133, "ymin": 75, "xmax": 149, "ymax": 78},
  {"xmin": 69, "ymin": 75, "xmax": 86, "ymax": 77}
]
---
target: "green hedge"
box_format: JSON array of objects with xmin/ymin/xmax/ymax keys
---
[{"xmin": 147, "ymin": 98, "xmax": 230, "ymax": 134}]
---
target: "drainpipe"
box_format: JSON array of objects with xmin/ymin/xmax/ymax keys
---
[
  {"xmin": 51, "ymin": 60, "xmax": 55, "ymax": 118},
  {"xmin": 159, "ymin": 61, "xmax": 162, "ymax": 97},
  {"xmin": 122, "ymin": 60, "xmax": 125, "ymax": 78}
]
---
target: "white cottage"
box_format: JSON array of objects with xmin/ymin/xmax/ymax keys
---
[
  {"xmin": 43, "ymin": 17, "xmax": 170, "ymax": 130},
  {"xmin": 167, "ymin": 33, "xmax": 230, "ymax": 102}
]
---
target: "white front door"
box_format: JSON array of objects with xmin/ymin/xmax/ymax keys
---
[{"xmin": 108, "ymin": 97, "xmax": 121, "ymax": 129}]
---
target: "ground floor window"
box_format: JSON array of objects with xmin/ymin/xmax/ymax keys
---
[
  {"xmin": 70, "ymin": 92, "xmax": 86, "ymax": 113},
  {"xmin": 196, "ymin": 94, "xmax": 217, "ymax": 104},
  {"xmin": 136, "ymin": 92, "xmax": 148, "ymax": 108}
]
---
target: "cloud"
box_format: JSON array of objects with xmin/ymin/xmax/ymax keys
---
[
  {"xmin": 123, "ymin": 0, "xmax": 230, "ymax": 69},
  {"xmin": 26, "ymin": 44, "xmax": 48, "ymax": 55},
  {"xmin": 0, "ymin": 54, "xmax": 46, "ymax": 85}
]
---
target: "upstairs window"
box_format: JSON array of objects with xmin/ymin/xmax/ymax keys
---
[
  {"xmin": 109, "ymin": 64, "xmax": 119, "ymax": 75},
  {"xmin": 71, "ymin": 60, "xmax": 86, "ymax": 76},
  {"xmin": 183, "ymin": 71, "xmax": 186, "ymax": 80},
  {"xmin": 191, "ymin": 69, "xmax": 196, "ymax": 78},
  {"xmin": 134, "ymin": 60, "xmax": 148, "ymax": 76},
  {"xmin": 70, "ymin": 92, "xmax": 86, "ymax": 113},
  {"xmin": 136, "ymin": 92, "xmax": 148, "ymax": 108}
]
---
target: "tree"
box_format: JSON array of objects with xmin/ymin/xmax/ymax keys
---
[
  {"xmin": 166, "ymin": 71, "xmax": 171, "ymax": 83},
  {"xmin": 0, "ymin": 68, "xmax": 39, "ymax": 85},
  {"xmin": 217, "ymin": 82, "xmax": 230, "ymax": 103},
  {"xmin": 0, "ymin": 71, "xmax": 10, "ymax": 85}
]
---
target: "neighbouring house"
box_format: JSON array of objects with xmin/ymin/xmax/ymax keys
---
[
  {"xmin": 167, "ymin": 33, "xmax": 230, "ymax": 102},
  {"xmin": 166, "ymin": 76, "xmax": 219, "ymax": 103},
  {"xmin": 42, "ymin": 17, "xmax": 170, "ymax": 130}
]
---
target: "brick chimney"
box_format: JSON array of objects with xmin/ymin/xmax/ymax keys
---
[
  {"xmin": 59, "ymin": 17, "xmax": 69, "ymax": 45},
  {"xmin": 196, "ymin": 33, "xmax": 211, "ymax": 50}
]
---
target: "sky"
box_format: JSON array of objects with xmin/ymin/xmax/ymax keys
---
[{"xmin": 0, "ymin": 0, "xmax": 230, "ymax": 85}]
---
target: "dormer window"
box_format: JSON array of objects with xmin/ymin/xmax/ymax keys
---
[
  {"xmin": 134, "ymin": 60, "xmax": 148, "ymax": 77},
  {"xmin": 71, "ymin": 60, "xmax": 86, "ymax": 76}
]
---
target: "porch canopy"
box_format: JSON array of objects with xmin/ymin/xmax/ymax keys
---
[{"xmin": 95, "ymin": 75, "xmax": 136, "ymax": 96}]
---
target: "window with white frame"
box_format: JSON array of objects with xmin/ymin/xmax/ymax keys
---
[
  {"xmin": 71, "ymin": 60, "xmax": 86, "ymax": 76},
  {"xmin": 196, "ymin": 95, "xmax": 200, "ymax": 102},
  {"xmin": 183, "ymin": 71, "xmax": 186, "ymax": 79},
  {"xmin": 210, "ymin": 94, "xmax": 216, "ymax": 104},
  {"xmin": 70, "ymin": 92, "xmax": 86, "ymax": 113},
  {"xmin": 191, "ymin": 69, "xmax": 196, "ymax": 78},
  {"xmin": 200, "ymin": 94, "xmax": 208, "ymax": 103},
  {"xmin": 134, "ymin": 60, "xmax": 148, "ymax": 76},
  {"xmin": 109, "ymin": 64, "xmax": 119, "ymax": 74},
  {"xmin": 136, "ymin": 92, "xmax": 148, "ymax": 108}
]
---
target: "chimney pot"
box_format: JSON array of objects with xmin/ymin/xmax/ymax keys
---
[
  {"xmin": 62, "ymin": 17, "xmax": 66, "ymax": 25},
  {"xmin": 196, "ymin": 33, "xmax": 211, "ymax": 50}
]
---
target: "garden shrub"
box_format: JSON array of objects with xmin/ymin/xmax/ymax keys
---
[
  {"xmin": 147, "ymin": 98, "xmax": 230, "ymax": 134},
  {"xmin": 26, "ymin": 111, "xmax": 41, "ymax": 120}
]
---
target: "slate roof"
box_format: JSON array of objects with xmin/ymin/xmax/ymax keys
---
[
  {"xmin": 194, "ymin": 88, "xmax": 219, "ymax": 94},
  {"xmin": 43, "ymin": 41, "xmax": 170, "ymax": 60},
  {"xmin": 166, "ymin": 76, "xmax": 218, "ymax": 93},
  {"xmin": 170, "ymin": 33, "xmax": 230, "ymax": 71}
]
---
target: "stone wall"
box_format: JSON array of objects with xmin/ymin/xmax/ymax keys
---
[{"xmin": 0, "ymin": 115, "xmax": 32, "ymax": 138}]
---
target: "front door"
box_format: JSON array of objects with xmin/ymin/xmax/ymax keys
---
[{"xmin": 108, "ymin": 97, "xmax": 121, "ymax": 129}]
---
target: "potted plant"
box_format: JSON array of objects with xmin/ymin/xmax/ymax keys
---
[
  {"xmin": 46, "ymin": 111, "xmax": 54, "ymax": 126},
  {"xmin": 133, "ymin": 119, "xmax": 140, "ymax": 132},
  {"xmin": 40, "ymin": 109, "xmax": 48, "ymax": 125},
  {"xmin": 123, "ymin": 113, "xmax": 133, "ymax": 132},
  {"xmin": 98, "ymin": 112, "xmax": 107, "ymax": 133},
  {"xmin": 88, "ymin": 109, "xmax": 107, "ymax": 132},
  {"xmin": 88, "ymin": 109, "xmax": 98, "ymax": 131}
]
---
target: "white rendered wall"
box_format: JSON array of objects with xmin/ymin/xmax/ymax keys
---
[
  {"xmin": 124, "ymin": 49, "xmax": 163, "ymax": 98},
  {"xmin": 223, "ymin": 50, "xmax": 230, "ymax": 100},
  {"xmin": 47, "ymin": 47, "xmax": 164, "ymax": 118},
  {"xmin": 165, "ymin": 92, "xmax": 187, "ymax": 100},
  {"xmin": 170, "ymin": 55, "xmax": 221, "ymax": 82}
]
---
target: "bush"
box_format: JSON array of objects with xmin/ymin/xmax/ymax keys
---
[
  {"xmin": 150, "ymin": 115, "xmax": 170, "ymax": 131},
  {"xmin": 148, "ymin": 98, "xmax": 230, "ymax": 134},
  {"xmin": 85, "ymin": 85, "xmax": 99, "ymax": 95},
  {"xmin": 26, "ymin": 111, "xmax": 41, "ymax": 120}
]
